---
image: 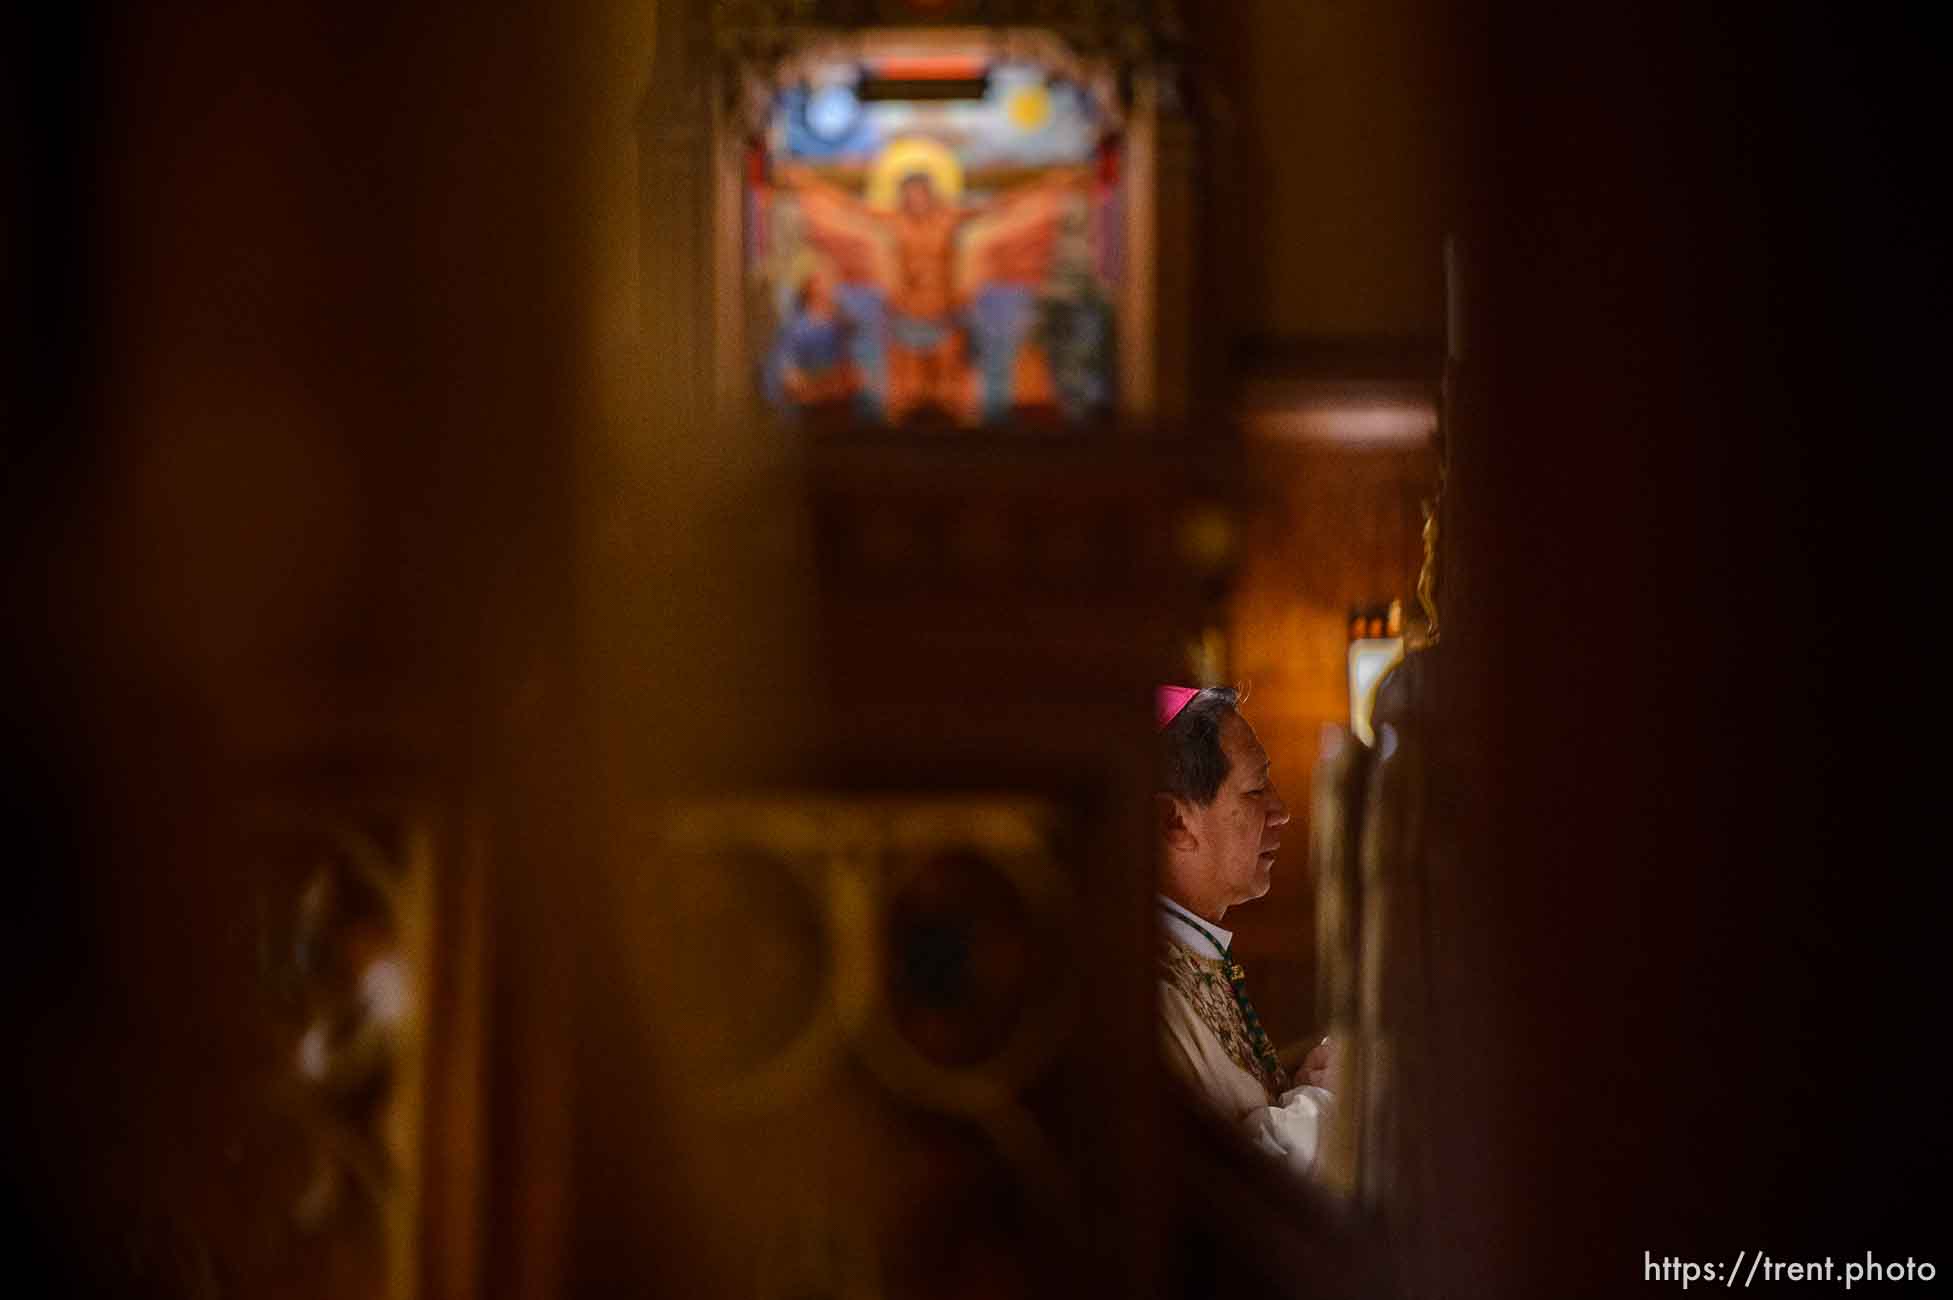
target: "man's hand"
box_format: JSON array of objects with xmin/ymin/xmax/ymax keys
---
[{"xmin": 1295, "ymin": 1035, "xmax": 1334, "ymax": 1089}]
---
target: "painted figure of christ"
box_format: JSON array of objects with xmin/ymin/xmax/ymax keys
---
[{"xmin": 780, "ymin": 152, "xmax": 1078, "ymax": 424}]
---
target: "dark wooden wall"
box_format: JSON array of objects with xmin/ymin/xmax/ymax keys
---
[
  {"xmin": 1195, "ymin": 0, "xmax": 1450, "ymax": 349},
  {"xmin": 4, "ymin": 1, "xmax": 651, "ymax": 1294},
  {"xmin": 1416, "ymin": 2, "xmax": 1949, "ymax": 1292}
]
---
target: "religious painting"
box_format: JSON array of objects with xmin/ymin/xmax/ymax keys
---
[{"xmin": 749, "ymin": 50, "xmax": 1121, "ymax": 428}]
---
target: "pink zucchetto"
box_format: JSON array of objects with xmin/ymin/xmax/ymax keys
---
[{"xmin": 1155, "ymin": 685, "xmax": 1201, "ymax": 729}]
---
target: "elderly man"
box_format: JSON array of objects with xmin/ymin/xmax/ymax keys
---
[{"xmin": 1155, "ymin": 685, "xmax": 1334, "ymax": 1177}]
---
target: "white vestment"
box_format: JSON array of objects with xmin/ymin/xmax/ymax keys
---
[{"xmin": 1156, "ymin": 899, "xmax": 1332, "ymax": 1178}]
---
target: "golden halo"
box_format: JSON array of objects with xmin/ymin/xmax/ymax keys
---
[{"xmin": 867, "ymin": 137, "xmax": 964, "ymax": 210}]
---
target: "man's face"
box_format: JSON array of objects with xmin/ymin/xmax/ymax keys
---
[
  {"xmin": 1182, "ymin": 711, "xmax": 1291, "ymax": 909},
  {"xmin": 899, "ymin": 174, "xmax": 937, "ymax": 216}
]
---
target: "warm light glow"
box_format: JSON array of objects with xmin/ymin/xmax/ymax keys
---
[
  {"xmin": 1242, "ymin": 380, "xmax": 1437, "ymax": 446},
  {"xmin": 1348, "ymin": 637, "xmax": 1405, "ymax": 745},
  {"xmin": 1248, "ymin": 399, "xmax": 1436, "ymax": 445},
  {"xmin": 872, "ymin": 55, "xmax": 988, "ymax": 81}
]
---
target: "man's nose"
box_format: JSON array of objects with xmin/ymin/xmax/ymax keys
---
[{"xmin": 1268, "ymin": 789, "xmax": 1292, "ymax": 829}]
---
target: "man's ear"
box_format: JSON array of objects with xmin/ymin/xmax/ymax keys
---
[{"xmin": 1154, "ymin": 793, "xmax": 1198, "ymax": 851}]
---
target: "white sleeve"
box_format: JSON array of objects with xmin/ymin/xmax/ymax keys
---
[
  {"xmin": 1242, "ymin": 1084, "xmax": 1335, "ymax": 1176},
  {"xmin": 1161, "ymin": 981, "xmax": 1337, "ymax": 1179}
]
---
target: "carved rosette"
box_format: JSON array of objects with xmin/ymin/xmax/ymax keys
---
[
  {"xmin": 654, "ymin": 797, "xmax": 1071, "ymax": 1113},
  {"xmin": 644, "ymin": 795, "xmax": 1081, "ymax": 1293}
]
